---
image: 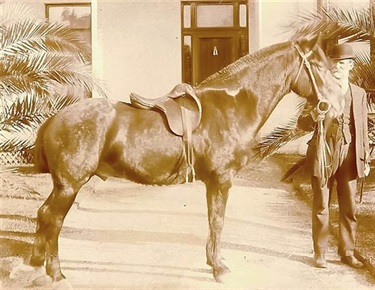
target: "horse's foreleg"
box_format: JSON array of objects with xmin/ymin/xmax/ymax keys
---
[{"xmin": 205, "ymin": 178, "xmax": 231, "ymax": 282}]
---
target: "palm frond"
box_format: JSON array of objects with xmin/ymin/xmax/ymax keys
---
[
  {"xmin": 1, "ymin": 94, "xmax": 49, "ymax": 132},
  {"xmin": 45, "ymin": 24, "xmax": 92, "ymax": 63},
  {"xmin": 0, "ymin": 20, "xmax": 91, "ymax": 62},
  {"xmin": 286, "ymin": 6, "xmax": 374, "ymax": 43},
  {"xmin": 49, "ymin": 94, "xmax": 82, "ymax": 111},
  {"xmin": 281, "ymin": 156, "xmax": 307, "ymax": 183},
  {"xmin": 254, "ymin": 123, "xmax": 308, "ymax": 160},
  {"xmin": 0, "ymin": 94, "xmax": 80, "ymax": 153},
  {"xmin": 48, "ymin": 67, "xmax": 107, "ymax": 97},
  {"xmin": 0, "ymin": 52, "xmax": 103, "ymax": 98},
  {"xmin": 0, "ymin": 94, "xmax": 80, "ymax": 133},
  {"xmin": 0, "ymin": 134, "xmax": 35, "ymax": 153},
  {"xmin": 0, "ymin": 2, "xmax": 37, "ymax": 23},
  {"xmin": 351, "ymin": 50, "xmax": 375, "ymax": 89},
  {"xmin": 1, "ymin": 20, "xmax": 49, "ymax": 56},
  {"xmin": 253, "ymin": 100, "xmax": 307, "ymax": 160}
]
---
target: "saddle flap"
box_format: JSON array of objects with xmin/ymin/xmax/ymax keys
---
[
  {"xmin": 161, "ymin": 98, "xmax": 201, "ymax": 136},
  {"xmin": 129, "ymin": 83, "xmax": 202, "ymax": 136}
]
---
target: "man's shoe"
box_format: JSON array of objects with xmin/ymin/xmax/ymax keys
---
[
  {"xmin": 341, "ymin": 255, "xmax": 364, "ymax": 269},
  {"xmin": 313, "ymin": 254, "xmax": 327, "ymax": 268}
]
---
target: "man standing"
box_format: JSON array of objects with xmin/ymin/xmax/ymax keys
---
[{"xmin": 298, "ymin": 43, "xmax": 371, "ymax": 269}]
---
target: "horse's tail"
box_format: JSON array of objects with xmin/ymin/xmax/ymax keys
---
[{"xmin": 33, "ymin": 117, "xmax": 52, "ymax": 173}]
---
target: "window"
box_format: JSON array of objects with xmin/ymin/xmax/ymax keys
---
[{"xmin": 45, "ymin": 3, "xmax": 91, "ymax": 50}]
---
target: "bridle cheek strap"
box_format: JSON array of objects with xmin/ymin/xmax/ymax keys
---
[
  {"xmin": 293, "ymin": 44, "xmax": 323, "ymax": 101},
  {"xmin": 294, "ymin": 44, "xmax": 332, "ymax": 187}
]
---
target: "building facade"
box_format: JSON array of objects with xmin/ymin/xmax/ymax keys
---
[
  {"xmin": 12, "ymin": 0, "xmax": 370, "ymax": 99},
  {"xmin": 4, "ymin": 0, "xmax": 372, "ymax": 155}
]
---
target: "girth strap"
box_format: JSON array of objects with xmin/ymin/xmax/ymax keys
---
[{"xmin": 181, "ymin": 106, "xmax": 195, "ymax": 182}]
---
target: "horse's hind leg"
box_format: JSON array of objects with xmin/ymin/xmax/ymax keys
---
[
  {"xmin": 205, "ymin": 177, "xmax": 232, "ymax": 282},
  {"xmin": 29, "ymin": 194, "xmax": 52, "ymax": 267},
  {"xmin": 30, "ymin": 178, "xmax": 88, "ymax": 282}
]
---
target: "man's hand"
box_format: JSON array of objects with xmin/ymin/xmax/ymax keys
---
[
  {"xmin": 364, "ymin": 162, "xmax": 371, "ymax": 177},
  {"xmin": 310, "ymin": 108, "xmax": 325, "ymax": 122},
  {"xmin": 364, "ymin": 151, "xmax": 371, "ymax": 177}
]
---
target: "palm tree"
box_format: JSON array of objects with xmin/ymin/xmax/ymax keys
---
[
  {"xmin": 286, "ymin": 5, "xmax": 374, "ymax": 89},
  {"xmin": 255, "ymin": 4, "xmax": 375, "ymax": 180},
  {"xmin": 0, "ymin": 2, "xmax": 106, "ymax": 162}
]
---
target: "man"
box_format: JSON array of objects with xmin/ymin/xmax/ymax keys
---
[{"xmin": 298, "ymin": 43, "xmax": 371, "ymax": 269}]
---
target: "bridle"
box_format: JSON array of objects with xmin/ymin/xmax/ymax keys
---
[
  {"xmin": 293, "ymin": 45, "xmax": 323, "ymax": 101},
  {"xmin": 294, "ymin": 44, "xmax": 332, "ymax": 187}
]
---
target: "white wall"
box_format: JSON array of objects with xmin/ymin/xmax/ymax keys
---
[
  {"xmin": 258, "ymin": 0, "xmax": 317, "ymax": 48},
  {"xmin": 94, "ymin": 0, "xmax": 181, "ymax": 102}
]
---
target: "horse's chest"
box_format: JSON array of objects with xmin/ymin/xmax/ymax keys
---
[{"xmin": 200, "ymin": 131, "xmax": 253, "ymax": 171}]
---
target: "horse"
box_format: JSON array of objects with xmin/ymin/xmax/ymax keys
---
[{"xmin": 22, "ymin": 34, "xmax": 342, "ymax": 287}]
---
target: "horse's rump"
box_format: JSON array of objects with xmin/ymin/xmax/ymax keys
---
[{"xmin": 33, "ymin": 117, "xmax": 53, "ymax": 173}]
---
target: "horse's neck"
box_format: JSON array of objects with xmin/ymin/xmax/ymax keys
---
[
  {"xmin": 242, "ymin": 55, "xmax": 296, "ymax": 132},
  {"xmin": 197, "ymin": 43, "xmax": 296, "ymax": 133}
]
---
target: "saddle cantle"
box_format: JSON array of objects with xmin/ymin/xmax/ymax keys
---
[
  {"xmin": 129, "ymin": 83, "xmax": 202, "ymax": 136},
  {"xmin": 130, "ymin": 83, "xmax": 202, "ymax": 182}
]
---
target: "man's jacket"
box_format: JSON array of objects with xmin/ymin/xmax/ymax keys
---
[{"xmin": 298, "ymin": 83, "xmax": 370, "ymax": 179}]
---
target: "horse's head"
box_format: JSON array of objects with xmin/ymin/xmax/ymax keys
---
[{"xmin": 291, "ymin": 34, "xmax": 343, "ymax": 119}]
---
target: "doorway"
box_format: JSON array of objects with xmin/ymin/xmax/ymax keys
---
[{"xmin": 181, "ymin": 1, "xmax": 249, "ymax": 86}]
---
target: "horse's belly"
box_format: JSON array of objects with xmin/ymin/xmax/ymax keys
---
[{"xmin": 98, "ymin": 107, "xmax": 189, "ymax": 185}]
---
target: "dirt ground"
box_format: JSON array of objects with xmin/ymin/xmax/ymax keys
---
[{"xmin": 1, "ymin": 153, "xmax": 375, "ymax": 287}]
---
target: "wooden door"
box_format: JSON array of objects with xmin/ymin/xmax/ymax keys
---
[{"xmin": 195, "ymin": 35, "xmax": 238, "ymax": 84}]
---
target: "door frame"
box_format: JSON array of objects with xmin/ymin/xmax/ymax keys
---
[{"xmin": 181, "ymin": 0, "xmax": 249, "ymax": 85}]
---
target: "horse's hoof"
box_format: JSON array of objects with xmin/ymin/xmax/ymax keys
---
[
  {"xmin": 52, "ymin": 279, "xmax": 74, "ymax": 290},
  {"xmin": 9, "ymin": 260, "xmax": 45, "ymax": 279},
  {"xmin": 32, "ymin": 274, "xmax": 53, "ymax": 286},
  {"xmin": 207, "ymin": 256, "xmax": 226, "ymax": 267},
  {"xmin": 9, "ymin": 260, "xmax": 48, "ymax": 287},
  {"xmin": 206, "ymin": 259, "xmax": 213, "ymax": 267},
  {"xmin": 213, "ymin": 264, "xmax": 231, "ymax": 283}
]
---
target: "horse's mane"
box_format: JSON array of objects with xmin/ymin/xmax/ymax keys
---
[{"xmin": 198, "ymin": 41, "xmax": 294, "ymax": 87}]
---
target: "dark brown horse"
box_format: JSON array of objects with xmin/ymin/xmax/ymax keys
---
[{"xmin": 25, "ymin": 35, "xmax": 342, "ymax": 286}]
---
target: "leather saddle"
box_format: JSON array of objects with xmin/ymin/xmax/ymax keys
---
[
  {"xmin": 129, "ymin": 83, "xmax": 202, "ymax": 136},
  {"xmin": 130, "ymin": 83, "xmax": 202, "ymax": 182}
]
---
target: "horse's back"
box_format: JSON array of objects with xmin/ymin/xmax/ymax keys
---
[{"xmin": 34, "ymin": 98, "xmax": 187, "ymax": 185}]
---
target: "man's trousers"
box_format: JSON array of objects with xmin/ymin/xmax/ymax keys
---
[{"xmin": 311, "ymin": 141, "xmax": 358, "ymax": 257}]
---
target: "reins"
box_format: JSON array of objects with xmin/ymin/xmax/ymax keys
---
[{"xmin": 294, "ymin": 44, "xmax": 332, "ymax": 187}]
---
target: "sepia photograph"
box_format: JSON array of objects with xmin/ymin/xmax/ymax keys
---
[{"xmin": 1, "ymin": 0, "xmax": 375, "ymax": 289}]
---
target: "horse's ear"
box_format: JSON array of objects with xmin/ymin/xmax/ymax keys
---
[
  {"xmin": 298, "ymin": 33, "xmax": 324, "ymax": 52},
  {"xmin": 313, "ymin": 33, "xmax": 324, "ymax": 49}
]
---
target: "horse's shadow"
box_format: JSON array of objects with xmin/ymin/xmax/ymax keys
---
[{"xmin": 1, "ymin": 227, "xmax": 314, "ymax": 285}]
